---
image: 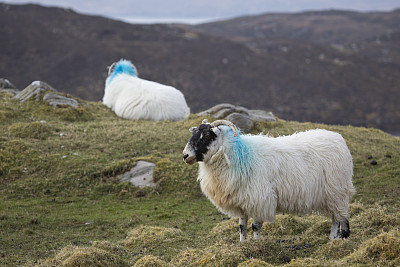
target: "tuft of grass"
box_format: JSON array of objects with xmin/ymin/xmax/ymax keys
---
[
  {"xmin": 344, "ymin": 230, "xmax": 400, "ymax": 266},
  {"xmin": 124, "ymin": 225, "xmax": 185, "ymax": 252},
  {"xmin": 39, "ymin": 245, "xmax": 129, "ymax": 267},
  {"xmin": 133, "ymin": 255, "xmax": 168, "ymax": 267},
  {"xmin": 313, "ymin": 239, "xmax": 359, "ymax": 261},
  {"xmin": 351, "ymin": 206, "xmax": 400, "ymax": 238},
  {"xmin": 170, "ymin": 242, "xmax": 246, "ymax": 266},
  {"xmin": 284, "ymin": 257, "xmax": 329, "ymax": 266},
  {"xmin": 237, "ymin": 258, "xmax": 274, "ymax": 267},
  {"xmin": 8, "ymin": 121, "xmax": 55, "ymax": 140},
  {"xmin": 1, "ymin": 92, "xmax": 400, "ymax": 266}
]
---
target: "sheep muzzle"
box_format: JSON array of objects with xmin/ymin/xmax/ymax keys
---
[
  {"xmin": 183, "ymin": 143, "xmax": 198, "ymax": 165},
  {"xmin": 183, "ymin": 154, "xmax": 197, "ymax": 165}
]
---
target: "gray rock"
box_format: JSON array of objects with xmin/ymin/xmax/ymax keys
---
[
  {"xmin": 197, "ymin": 103, "xmax": 236, "ymax": 116},
  {"xmin": 14, "ymin": 81, "xmax": 55, "ymax": 102},
  {"xmin": 43, "ymin": 93, "xmax": 79, "ymax": 108},
  {"xmin": 0, "ymin": 78, "xmax": 17, "ymax": 89},
  {"xmin": 226, "ymin": 112, "xmax": 253, "ymax": 132},
  {"xmin": 13, "ymin": 80, "xmax": 80, "ymax": 108},
  {"xmin": 213, "ymin": 107, "xmax": 237, "ymax": 119},
  {"xmin": 198, "ymin": 103, "xmax": 276, "ymax": 132},
  {"xmin": 118, "ymin": 161, "xmax": 156, "ymax": 188},
  {"xmin": 0, "ymin": 78, "xmax": 19, "ymax": 95},
  {"xmin": 247, "ymin": 109, "xmax": 276, "ymax": 122},
  {"xmin": 0, "ymin": 88, "xmax": 20, "ymax": 96}
]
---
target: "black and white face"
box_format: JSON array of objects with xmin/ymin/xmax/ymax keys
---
[{"xmin": 182, "ymin": 123, "xmax": 218, "ymax": 165}]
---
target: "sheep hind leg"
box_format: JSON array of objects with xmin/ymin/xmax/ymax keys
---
[
  {"xmin": 329, "ymin": 218, "xmax": 340, "ymax": 240},
  {"xmin": 339, "ymin": 219, "xmax": 350, "ymax": 239},
  {"xmin": 252, "ymin": 220, "xmax": 263, "ymax": 240},
  {"xmin": 239, "ymin": 217, "xmax": 248, "ymax": 242}
]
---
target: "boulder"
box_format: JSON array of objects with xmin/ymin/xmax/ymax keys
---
[
  {"xmin": 118, "ymin": 161, "xmax": 156, "ymax": 188},
  {"xmin": 14, "ymin": 81, "xmax": 55, "ymax": 102},
  {"xmin": 198, "ymin": 103, "xmax": 276, "ymax": 132},
  {"xmin": 226, "ymin": 112, "xmax": 253, "ymax": 132}
]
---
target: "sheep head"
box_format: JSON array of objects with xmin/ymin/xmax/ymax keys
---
[
  {"xmin": 106, "ymin": 59, "xmax": 138, "ymax": 85},
  {"xmin": 183, "ymin": 119, "xmax": 238, "ymax": 165}
]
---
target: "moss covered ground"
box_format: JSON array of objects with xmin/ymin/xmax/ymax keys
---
[{"xmin": 0, "ymin": 92, "xmax": 399, "ymax": 266}]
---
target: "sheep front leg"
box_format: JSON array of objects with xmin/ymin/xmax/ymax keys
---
[
  {"xmin": 252, "ymin": 220, "xmax": 263, "ymax": 240},
  {"xmin": 339, "ymin": 219, "xmax": 351, "ymax": 239},
  {"xmin": 239, "ymin": 217, "xmax": 248, "ymax": 242},
  {"xmin": 329, "ymin": 218, "xmax": 340, "ymax": 240}
]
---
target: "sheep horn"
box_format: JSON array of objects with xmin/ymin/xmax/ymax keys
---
[
  {"xmin": 210, "ymin": 120, "xmax": 239, "ymax": 137},
  {"xmin": 107, "ymin": 62, "xmax": 116, "ymax": 76}
]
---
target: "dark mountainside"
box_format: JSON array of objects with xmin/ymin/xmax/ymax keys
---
[{"xmin": 1, "ymin": 3, "xmax": 400, "ymax": 132}]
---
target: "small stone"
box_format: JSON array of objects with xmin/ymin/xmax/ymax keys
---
[
  {"xmin": 370, "ymin": 159, "xmax": 377, "ymax": 165},
  {"xmin": 136, "ymin": 191, "xmax": 146, "ymax": 198},
  {"xmin": 384, "ymin": 154, "xmax": 392, "ymax": 158},
  {"xmin": 118, "ymin": 161, "xmax": 156, "ymax": 188},
  {"xmin": 282, "ymin": 256, "xmax": 291, "ymax": 263}
]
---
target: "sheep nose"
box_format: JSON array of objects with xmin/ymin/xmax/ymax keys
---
[{"xmin": 183, "ymin": 154, "xmax": 189, "ymax": 160}]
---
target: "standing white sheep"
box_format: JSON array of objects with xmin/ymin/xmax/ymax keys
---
[
  {"xmin": 103, "ymin": 59, "xmax": 190, "ymax": 121},
  {"xmin": 182, "ymin": 119, "xmax": 355, "ymax": 242}
]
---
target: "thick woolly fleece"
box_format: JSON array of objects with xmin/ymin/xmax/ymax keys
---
[
  {"xmin": 197, "ymin": 126, "xmax": 355, "ymax": 224},
  {"xmin": 103, "ymin": 60, "xmax": 190, "ymax": 121}
]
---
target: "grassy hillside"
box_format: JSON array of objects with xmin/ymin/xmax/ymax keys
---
[{"xmin": 0, "ymin": 91, "xmax": 399, "ymax": 266}]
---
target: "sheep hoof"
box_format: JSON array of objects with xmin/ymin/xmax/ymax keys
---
[{"xmin": 339, "ymin": 229, "xmax": 350, "ymax": 239}]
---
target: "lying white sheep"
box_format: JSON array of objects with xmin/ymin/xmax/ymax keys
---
[
  {"xmin": 103, "ymin": 59, "xmax": 190, "ymax": 121},
  {"xmin": 183, "ymin": 120, "xmax": 355, "ymax": 242}
]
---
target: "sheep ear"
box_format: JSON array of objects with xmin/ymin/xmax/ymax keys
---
[
  {"xmin": 202, "ymin": 119, "xmax": 209, "ymax": 124},
  {"xmin": 189, "ymin": 127, "xmax": 196, "ymax": 133}
]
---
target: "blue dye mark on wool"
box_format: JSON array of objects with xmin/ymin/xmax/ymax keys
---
[
  {"xmin": 224, "ymin": 127, "xmax": 254, "ymax": 179},
  {"xmin": 106, "ymin": 60, "xmax": 138, "ymax": 85}
]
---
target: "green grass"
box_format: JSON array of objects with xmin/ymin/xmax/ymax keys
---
[{"xmin": 0, "ymin": 92, "xmax": 399, "ymax": 266}]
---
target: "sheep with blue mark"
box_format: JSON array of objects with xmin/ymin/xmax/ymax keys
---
[
  {"xmin": 103, "ymin": 59, "xmax": 190, "ymax": 121},
  {"xmin": 183, "ymin": 119, "xmax": 355, "ymax": 242}
]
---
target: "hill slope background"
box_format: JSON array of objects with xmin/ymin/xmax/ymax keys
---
[{"xmin": 1, "ymin": 3, "xmax": 400, "ymax": 132}]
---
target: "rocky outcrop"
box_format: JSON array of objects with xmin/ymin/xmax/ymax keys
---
[
  {"xmin": 14, "ymin": 81, "xmax": 56, "ymax": 102},
  {"xmin": 198, "ymin": 103, "xmax": 276, "ymax": 132},
  {"xmin": 13, "ymin": 81, "xmax": 79, "ymax": 108}
]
